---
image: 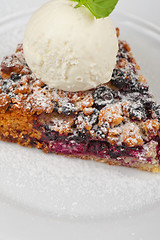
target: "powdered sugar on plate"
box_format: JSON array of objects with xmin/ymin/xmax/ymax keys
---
[
  {"xmin": 0, "ymin": 141, "xmax": 160, "ymax": 220},
  {"xmin": 1, "ymin": 8, "xmax": 160, "ymax": 223}
]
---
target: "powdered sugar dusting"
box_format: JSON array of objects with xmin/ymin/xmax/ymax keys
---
[
  {"xmin": 0, "ymin": 10, "xmax": 160, "ymax": 222},
  {"xmin": 0, "ymin": 141, "xmax": 160, "ymax": 219}
]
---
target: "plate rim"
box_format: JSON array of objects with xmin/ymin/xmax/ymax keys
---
[{"xmin": 0, "ymin": 9, "xmax": 160, "ymax": 240}]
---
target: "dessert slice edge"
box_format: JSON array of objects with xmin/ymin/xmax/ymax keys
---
[{"xmin": 0, "ymin": 32, "xmax": 160, "ymax": 172}]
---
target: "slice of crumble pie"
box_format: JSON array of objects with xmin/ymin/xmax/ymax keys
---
[{"xmin": 0, "ymin": 29, "xmax": 160, "ymax": 172}]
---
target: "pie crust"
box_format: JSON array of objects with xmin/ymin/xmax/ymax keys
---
[{"xmin": 0, "ymin": 29, "xmax": 160, "ymax": 172}]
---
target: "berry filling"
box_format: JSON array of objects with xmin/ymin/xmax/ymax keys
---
[{"xmin": 0, "ymin": 36, "xmax": 160, "ymax": 171}]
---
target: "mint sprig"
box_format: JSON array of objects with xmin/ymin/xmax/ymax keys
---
[{"xmin": 72, "ymin": 0, "xmax": 119, "ymax": 19}]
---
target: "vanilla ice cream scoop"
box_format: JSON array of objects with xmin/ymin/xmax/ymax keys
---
[{"xmin": 23, "ymin": 0, "xmax": 118, "ymax": 92}]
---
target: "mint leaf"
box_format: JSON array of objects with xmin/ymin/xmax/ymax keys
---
[{"xmin": 72, "ymin": 0, "xmax": 119, "ymax": 19}]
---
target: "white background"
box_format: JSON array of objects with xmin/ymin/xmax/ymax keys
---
[{"xmin": 0, "ymin": 0, "xmax": 160, "ymax": 26}]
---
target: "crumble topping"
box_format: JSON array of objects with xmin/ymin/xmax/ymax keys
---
[
  {"xmin": 38, "ymin": 112, "xmax": 74, "ymax": 134},
  {"xmin": 99, "ymin": 103, "xmax": 123, "ymax": 128},
  {"xmin": 0, "ymin": 93, "xmax": 11, "ymax": 111},
  {"xmin": 107, "ymin": 127, "xmax": 122, "ymax": 145},
  {"xmin": 0, "ymin": 34, "xmax": 160, "ymax": 151},
  {"xmin": 139, "ymin": 140, "xmax": 158, "ymax": 164},
  {"xmin": 142, "ymin": 119, "xmax": 159, "ymax": 139},
  {"xmin": 122, "ymin": 123, "xmax": 144, "ymax": 147}
]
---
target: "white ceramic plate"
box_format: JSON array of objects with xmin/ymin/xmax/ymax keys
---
[{"xmin": 0, "ymin": 10, "xmax": 160, "ymax": 240}]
